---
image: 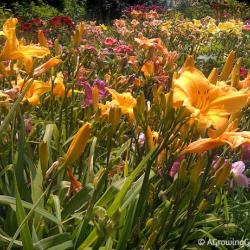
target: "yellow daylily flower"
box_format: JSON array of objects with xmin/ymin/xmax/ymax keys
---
[
  {"xmin": 173, "ymin": 56, "xmax": 249, "ymax": 137},
  {"xmin": 206, "ymin": 18, "xmax": 218, "ymax": 34},
  {"xmin": 218, "ymin": 20, "xmax": 243, "ymax": 35},
  {"xmin": 108, "ymin": 88, "xmax": 136, "ymax": 120},
  {"xmin": 52, "ymin": 72, "xmax": 65, "ymax": 97},
  {"xmin": 0, "ymin": 18, "xmax": 50, "ymax": 72},
  {"xmin": 17, "ymin": 78, "xmax": 51, "ymax": 106},
  {"xmin": 183, "ymin": 122, "xmax": 250, "ymax": 153}
]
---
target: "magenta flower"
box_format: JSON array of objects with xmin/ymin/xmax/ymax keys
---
[
  {"xmin": 82, "ymin": 79, "xmax": 108, "ymax": 108},
  {"xmin": 231, "ymin": 161, "xmax": 249, "ymax": 188},
  {"xmin": 240, "ymin": 67, "xmax": 248, "ymax": 77},
  {"xmin": 168, "ymin": 155, "xmax": 185, "ymax": 178},
  {"xmin": 113, "ymin": 45, "xmax": 133, "ymax": 55}
]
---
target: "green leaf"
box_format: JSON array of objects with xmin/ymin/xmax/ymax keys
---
[
  {"xmin": 61, "ymin": 184, "xmax": 94, "ymax": 220},
  {"xmin": 87, "ymin": 136, "xmax": 97, "ymax": 183},
  {"xmin": 12, "ymin": 175, "xmax": 33, "ymax": 250},
  {"xmin": 52, "ymin": 195, "xmax": 63, "ymax": 233},
  {"xmin": 223, "ymin": 194, "xmax": 229, "ymax": 222},
  {"xmin": 0, "ymin": 195, "xmax": 61, "ymax": 225},
  {"xmin": 34, "ymin": 233, "xmax": 73, "ymax": 250},
  {"xmin": 78, "ymin": 147, "xmax": 156, "ymax": 249},
  {"xmin": 117, "ymin": 196, "xmax": 138, "ymax": 250}
]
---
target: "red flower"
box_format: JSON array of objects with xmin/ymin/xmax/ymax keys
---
[
  {"xmin": 104, "ymin": 37, "xmax": 118, "ymax": 46},
  {"xmin": 49, "ymin": 16, "xmax": 74, "ymax": 28}
]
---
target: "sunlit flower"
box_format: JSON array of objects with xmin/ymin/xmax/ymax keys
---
[
  {"xmin": 17, "ymin": 79, "xmax": 51, "ymax": 106},
  {"xmin": 206, "ymin": 18, "xmax": 218, "ymax": 33},
  {"xmin": 218, "ymin": 20, "xmax": 243, "ymax": 35},
  {"xmin": 183, "ymin": 122, "xmax": 250, "ymax": 153},
  {"xmin": 33, "ymin": 57, "xmax": 62, "ymax": 76},
  {"xmin": 113, "ymin": 45, "xmax": 133, "ymax": 54},
  {"xmin": 52, "ymin": 72, "xmax": 65, "ymax": 97},
  {"xmin": 141, "ymin": 60, "xmax": 155, "ymax": 77},
  {"xmin": 239, "ymin": 72, "xmax": 250, "ymax": 89},
  {"xmin": 83, "ymin": 80, "xmax": 107, "ymax": 108},
  {"xmin": 173, "ymin": 56, "xmax": 249, "ymax": 136},
  {"xmin": 64, "ymin": 122, "xmax": 91, "ymax": 167},
  {"xmin": 0, "ymin": 18, "xmax": 50, "ymax": 72},
  {"xmin": 135, "ymin": 34, "xmax": 162, "ymax": 50},
  {"xmin": 193, "ymin": 19, "xmax": 202, "ymax": 28},
  {"xmin": 108, "ymin": 88, "xmax": 136, "ymax": 119},
  {"xmin": 230, "ymin": 161, "xmax": 249, "ymax": 188},
  {"xmin": 104, "ymin": 37, "xmax": 117, "ymax": 46}
]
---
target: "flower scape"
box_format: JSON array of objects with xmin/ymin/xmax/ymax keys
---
[{"xmin": 0, "ymin": 3, "xmax": 250, "ymax": 250}]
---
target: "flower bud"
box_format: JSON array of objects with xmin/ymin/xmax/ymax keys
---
[
  {"xmin": 64, "ymin": 122, "xmax": 91, "ymax": 167},
  {"xmin": 72, "ymin": 22, "xmax": 84, "ymax": 47},
  {"xmin": 208, "ymin": 68, "xmax": 218, "ymax": 84},
  {"xmin": 220, "ymin": 51, "xmax": 235, "ymax": 81},
  {"xmin": 231, "ymin": 58, "xmax": 241, "ymax": 89},
  {"xmin": 39, "ymin": 141, "xmax": 49, "ymax": 176},
  {"xmin": 38, "ymin": 30, "xmax": 49, "ymax": 48},
  {"xmin": 92, "ymin": 85, "xmax": 99, "ymax": 111},
  {"xmin": 108, "ymin": 105, "xmax": 121, "ymax": 128},
  {"xmin": 54, "ymin": 39, "xmax": 61, "ymax": 55},
  {"xmin": 147, "ymin": 126, "xmax": 154, "ymax": 150}
]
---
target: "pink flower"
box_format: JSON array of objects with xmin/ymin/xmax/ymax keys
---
[
  {"xmin": 113, "ymin": 45, "xmax": 133, "ymax": 55},
  {"xmin": 24, "ymin": 117, "xmax": 32, "ymax": 135},
  {"xmin": 240, "ymin": 67, "xmax": 248, "ymax": 77},
  {"xmin": 168, "ymin": 155, "xmax": 185, "ymax": 178},
  {"xmin": 4, "ymin": 87, "xmax": 19, "ymax": 100},
  {"xmin": 82, "ymin": 79, "xmax": 108, "ymax": 108},
  {"xmin": 104, "ymin": 37, "xmax": 117, "ymax": 47},
  {"xmin": 243, "ymin": 24, "xmax": 250, "ymax": 31},
  {"xmin": 231, "ymin": 161, "xmax": 249, "ymax": 188}
]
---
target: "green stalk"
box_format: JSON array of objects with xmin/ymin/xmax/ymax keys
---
[{"xmin": 174, "ymin": 152, "xmax": 214, "ymax": 249}]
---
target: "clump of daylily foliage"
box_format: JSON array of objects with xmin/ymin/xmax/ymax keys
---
[{"xmin": 0, "ymin": 4, "xmax": 250, "ymax": 250}]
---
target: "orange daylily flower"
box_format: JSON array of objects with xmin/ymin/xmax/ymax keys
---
[
  {"xmin": 183, "ymin": 122, "xmax": 250, "ymax": 153},
  {"xmin": 239, "ymin": 72, "xmax": 250, "ymax": 89},
  {"xmin": 141, "ymin": 61, "xmax": 155, "ymax": 77},
  {"xmin": 98, "ymin": 101, "xmax": 113, "ymax": 118},
  {"xmin": 173, "ymin": 56, "xmax": 249, "ymax": 137},
  {"xmin": 38, "ymin": 29, "xmax": 49, "ymax": 48},
  {"xmin": 64, "ymin": 122, "xmax": 91, "ymax": 167},
  {"xmin": 135, "ymin": 35, "xmax": 163, "ymax": 50},
  {"xmin": 17, "ymin": 78, "xmax": 51, "ymax": 106},
  {"xmin": 0, "ymin": 18, "xmax": 50, "ymax": 72},
  {"xmin": 33, "ymin": 57, "xmax": 62, "ymax": 76},
  {"xmin": 67, "ymin": 169, "xmax": 82, "ymax": 194},
  {"xmin": 108, "ymin": 89, "xmax": 136, "ymax": 120},
  {"xmin": 52, "ymin": 72, "xmax": 65, "ymax": 97}
]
